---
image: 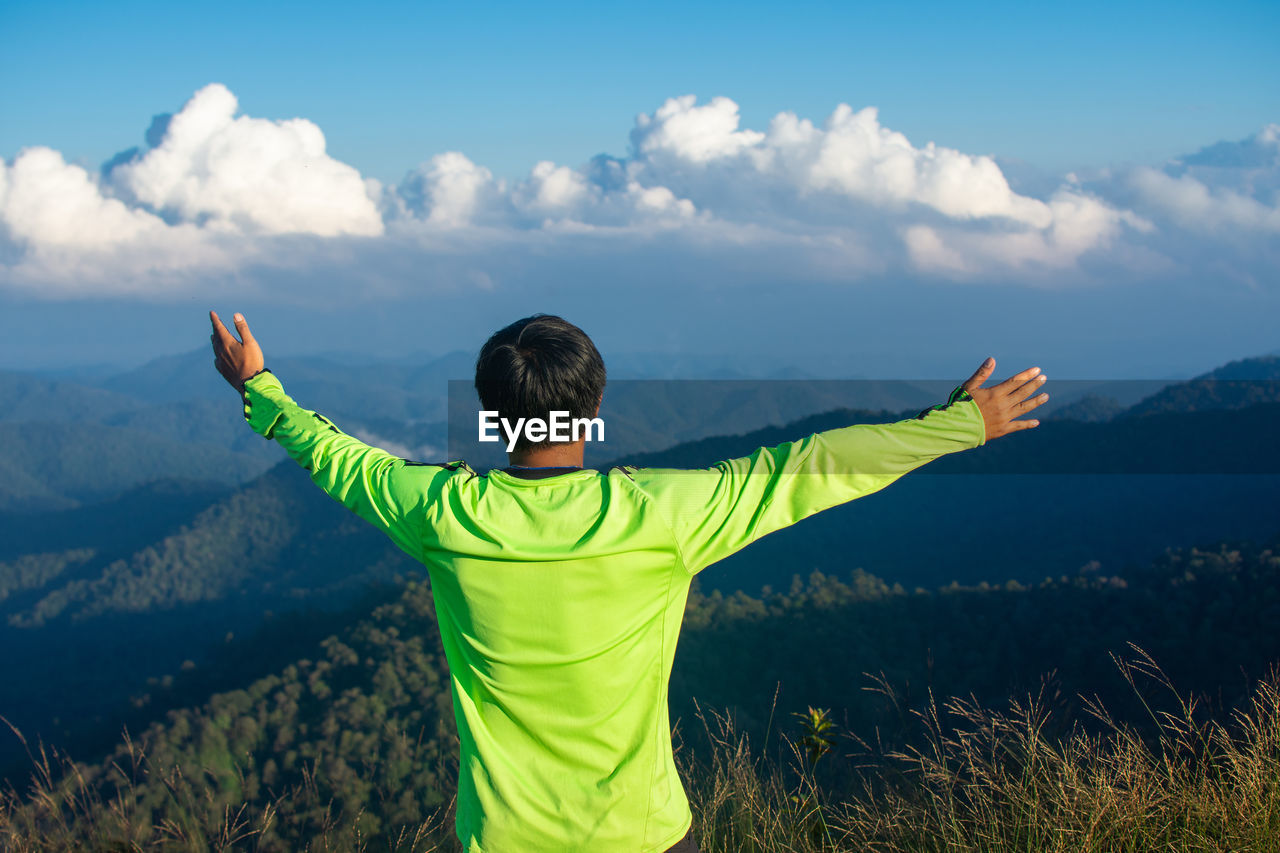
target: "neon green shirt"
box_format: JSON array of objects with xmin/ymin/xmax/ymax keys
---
[{"xmin": 240, "ymin": 370, "xmax": 986, "ymax": 852}]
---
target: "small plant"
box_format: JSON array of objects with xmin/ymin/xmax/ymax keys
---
[{"xmin": 794, "ymin": 706, "xmax": 836, "ymax": 767}]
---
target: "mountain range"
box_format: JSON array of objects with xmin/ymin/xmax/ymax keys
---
[{"xmin": 1, "ymin": 347, "xmax": 1278, "ymax": 787}]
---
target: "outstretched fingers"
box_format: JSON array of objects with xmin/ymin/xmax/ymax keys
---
[
  {"xmin": 962, "ymin": 357, "xmax": 996, "ymax": 393},
  {"xmin": 1015, "ymin": 384, "xmax": 1050, "ymax": 414},
  {"xmin": 232, "ymin": 313, "xmax": 256, "ymax": 347},
  {"xmin": 962, "ymin": 360, "xmax": 1050, "ymax": 439},
  {"xmin": 209, "ymin": 309, "xmax": 264, "ymax": 393},
  {"xmin": 1007, "ymin": 371, "xmax": 1048, "ymax": 431},
  {"xmin": 998, "ymin": 365, "xmax": 1042, "ymax": 397},
  {"xmin": 210, "ymin": 310, "xmax": 238, "ymax": 349}
]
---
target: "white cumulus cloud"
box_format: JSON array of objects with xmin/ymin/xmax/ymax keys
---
[
  {"xmin": 1073, "ymin": 123, "xmax": 1280, "ymax": 282},
  {"xmin": 1083, "ymin": 123, "xmax": 1280, "ymax": 234},
  {"xmin": 0, "ymin": 146, "xmax": 222, "ymax": 288},
  {"xmin": 3, "ymin": 147, "xmax": 172, "ymax": 249},
  {"xmin": 519, "ymin": 161, "xmax": 590, "ymax": 213},
  {"xmin": 1126, "ymin": 166, "xmax": 1280, "ymax": 234},
  {"xmin": 611, "ymin": 98, "xmax": 1063, "ymax": 228},
  {"xmin": 108, "ymin": 83, "xmax": 382, "ymax": 237},
  {"xmin": 903, "ymin": 188, "xmax": 1154, "ymax": 277},
  {"xmin": 0, "ymin": 83, "xmax": 385, "ymax": 291},
  {"xmin": 384, "ymin": 93, "xmax": 1128, "ymax": 277},
  {"xmin": 631, "ymin": 95, "xmax": 766, "ymax": 164},
  {"xmin": 772, "ymin": 104, "xmax": 1053, "ymax": 225},
  {"xmin": 391, "ymin": 146, "xmax": 702, "ymax": 230},
  {"xmin": 391, "ymin": 151, "xmax": 498, "ymax": 228},
  {"xmin": 1, "ymin": 84, "xmax": 1276, "ymax": 295}
]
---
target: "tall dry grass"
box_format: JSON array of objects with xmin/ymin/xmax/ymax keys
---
[
  {"xmin": 3, "ymin": 647, "xmax": 1278, "ymax": 851},
  {"xmin": 680, "ymin": 645, "xmax": 1280, "ymax": 852}
]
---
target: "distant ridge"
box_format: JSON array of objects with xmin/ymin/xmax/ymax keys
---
[
  {"xmin": 1121, "ymin": 354, "xmax": 1280, "ymax": 418},
  {"xmin": 0, "ymin": 369, "xmax": 140, "ymax": 423},
  {"xmin": 0, "ymin": 420, "xmax": 272, "ymax": 511}
]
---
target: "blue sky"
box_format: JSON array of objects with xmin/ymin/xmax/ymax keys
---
[
  {"xmin": 1, "ymin": 1, "xmax": 1277, "ymax": 377},
  {"xmin": 4, "ymin": 0, "xmax": 1276, "ymax": 180}
]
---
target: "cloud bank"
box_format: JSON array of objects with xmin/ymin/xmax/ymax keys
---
[
  {"xmin": 1, "ymin": 83, "xmax": 1276, "ymax": 295},
  {"xmin": 109, "ymin": 83, "xmax": 383, "ymax": 238}
]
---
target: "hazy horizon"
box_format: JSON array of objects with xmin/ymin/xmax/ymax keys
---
[{"xmin": 3, "ymin": 2, "xmax": 1277, "ymax": 385}]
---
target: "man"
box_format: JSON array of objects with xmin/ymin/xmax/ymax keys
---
[{"xmin": 210, "ymin": 310, "xmax": 1048, "ymax": 853}]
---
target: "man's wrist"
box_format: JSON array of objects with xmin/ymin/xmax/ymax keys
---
[
  {"xmin": 241, "ymin": 366, "xmax": 272, "ymax": 390},
  {"xmin": 241, "ymin": 368, "xmax": 285, "ymax": 437}
]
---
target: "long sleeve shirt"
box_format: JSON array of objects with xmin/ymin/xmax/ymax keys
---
[{"xmin": 240, "ymin": 369, "xmax": 987, "ymax": 852}]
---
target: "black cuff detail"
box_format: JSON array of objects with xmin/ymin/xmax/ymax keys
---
[{"xmin": 914, "ymin": 384, "xmax": 973, "ymax": 420}]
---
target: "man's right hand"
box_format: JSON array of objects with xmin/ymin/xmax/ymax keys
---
[
  {"xmin": 210, "ymin": 310, "xmax": 265, "ymax": 394},
  {"xmin": 960, "ymin": 357, "xmax": 1048, "ymax": 441}
]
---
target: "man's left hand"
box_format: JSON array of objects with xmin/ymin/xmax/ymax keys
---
[{"xmin": 210, "ymin": 310, "xmax": 265, "ymax": 393}]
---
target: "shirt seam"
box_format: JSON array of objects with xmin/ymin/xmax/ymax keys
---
[
  {"xmin": 417, "ymin": 463, "xmax": 434, "ymax": 566},
  {"xmin": 624, "ymin": 472, "xmax": 692, "ymax": 576},
  {"xmin": 487, "ymin": 469, "xmax": 597, "ymax": 487},
  {"xmin": 614, "ymin": 470, "xmax": 685, "ymax": 845},
  {"xmin": 646, "ymin": 531, "xmax": 678, "ymax": 847}
]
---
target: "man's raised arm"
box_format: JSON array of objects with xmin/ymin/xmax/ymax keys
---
[
  {"xmin": 210, "ymin": 310, "xmax": 448, "ymax": 563},
  {"xmin": 629, "ymin": 358, "xmax": 1048, "ymax": 575}
]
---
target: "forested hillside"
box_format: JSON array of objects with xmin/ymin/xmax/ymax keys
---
[
  {"xmin": 3, "ymin": 350, "xmax": 1279, "ymax": 788},
  {"xmin": 0, "ymin": 463, "xmax": 423, "ymax": 779},
  {"xmin": 2, "ymin": 530, "xmax": 1277, "ymax": 850},
  {"xmin": 2, "ymin": 348, "xmax": 1278, "ymax": 849},
  {"xmin": 1122, "ymin": 354, "xmax": 1280, "ymax": 417}
]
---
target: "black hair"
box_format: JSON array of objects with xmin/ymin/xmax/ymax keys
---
[{"xmin": 474, "ymin": 314, "xmax": 606, "ymax": 452}]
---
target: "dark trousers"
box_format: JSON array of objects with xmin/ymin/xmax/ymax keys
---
[{"xmin": 664, "ymin": 828, "xmax": 700, "ymax": 853}]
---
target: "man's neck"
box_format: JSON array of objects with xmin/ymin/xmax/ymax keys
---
[{"xmin": 507, "ymin": 442, "xmax": 587, "ymax": 468}]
